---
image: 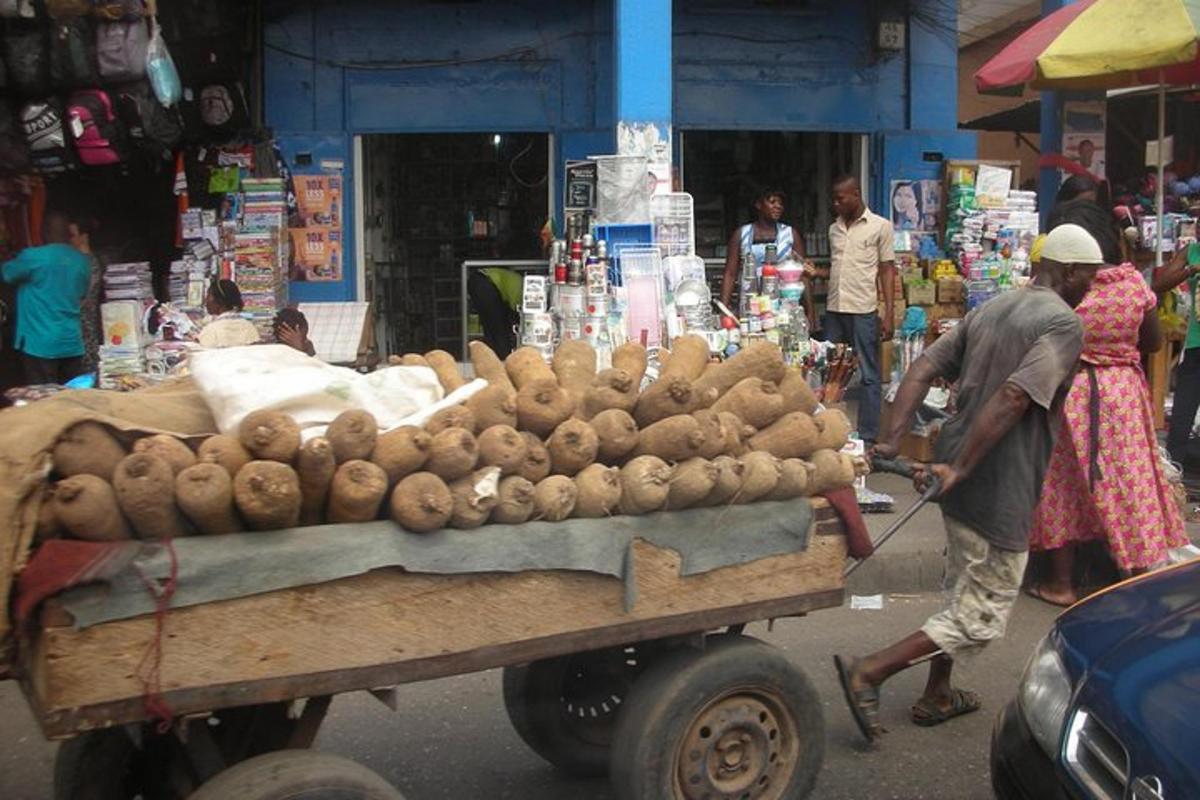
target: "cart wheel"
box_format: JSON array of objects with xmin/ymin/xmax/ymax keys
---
[
  {"xmin": 186, "ymin": 750, "xmax": 404, "ymax": 799},
  {"xmin": 503, "ymin": 643, "xmax": 652, "ymax": 776},
  {"xmin": 609, "ymin": 635, "xmax": 825, "ymax": 800},
  {"xmin": 53, "ymin": 728, "xmax": 147, "ymax": 800}
]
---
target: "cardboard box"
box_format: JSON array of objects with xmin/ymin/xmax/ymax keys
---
[
  {"xmin": 937, "ymin": 277, "xmax": 964, "ymax": 304},
  {"xmin": 879, "ymin": 400, "xmax": 940, "ymax": 462},
  {"xmin": 905, "ymin": 280, "xmax": 936, "ymax": 306}
]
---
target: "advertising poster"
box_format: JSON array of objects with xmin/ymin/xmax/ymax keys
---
[
  {"xmin": 1063, "ymin": 100, "xmax": 1106, "ymax": 180},
  {"xmin": 890, "ymin": 180, "xmax": 942, "ymax": 232},
  {"xmin": 290, "ymin": 171, "xmax": 344, "ymax": 281}
]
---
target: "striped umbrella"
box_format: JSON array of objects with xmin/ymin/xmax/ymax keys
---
[{"xmin": 975, "ymin": 0, "xmax": 1200, "ymax": 264}]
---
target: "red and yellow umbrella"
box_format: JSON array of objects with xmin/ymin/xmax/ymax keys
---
[{"xmin": 976, "ymin": 0, "xmax": 1200, "ymax": 92}]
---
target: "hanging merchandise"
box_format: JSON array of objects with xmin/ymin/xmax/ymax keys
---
[
  {"xmin": 114, "ymin": 82, "xmax": 182, "ymax": 159},
  {"xmin": 66, "ymin": 89, "xmax": 129, "ymax": 166},
  {"xmin": 145, "ymin": 21, "xmax": 181, "ymax": 107},
  {"xmin": 20, "ymin": 99, "xmax": 76, "ymax": 173},
  {"xmin": 96, "ymin": 16, "xmax": 149, "ymax": 83},
  {"xmin": 49, "ymin": 17, "xmax": 99, "ymax": 89},
  {"xmin": 45, "ymin": 0, "xmax": 93, "ymax": 17},
  {"xmin": 3, "ymin": 24, "xmax": 49, "ymax": 96},
  {"xmin": 0, "ymin": 0, "xmax": 36, "ymax": 18},
  {"xmin": 0, "ymin": 103, "xmax": 31, "ymax": 175}
]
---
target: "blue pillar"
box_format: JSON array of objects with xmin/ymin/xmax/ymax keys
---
[
  {"xmin": 613, "ymin": 0, "xmax": 671, "ymax": 157},
  {"xmin": 1039, "ymin": 0, "xmax": 1071, "ymax": 222}
]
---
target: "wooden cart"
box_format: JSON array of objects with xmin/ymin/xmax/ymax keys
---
[{"xmin": 16, "ymin": 500, "xmax": 847, "ymax": 800}]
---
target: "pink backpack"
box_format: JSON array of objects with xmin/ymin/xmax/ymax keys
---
[{"xmin": 67, "ymin": 89, "xmax": 128, "ymax": 166}]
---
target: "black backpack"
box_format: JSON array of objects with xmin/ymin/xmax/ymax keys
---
[
  {"xmin": 115, "ymin": 82, "xmax": 181, "ymax": 160},
  {"xmin": 49, "ymin": 17, "xmax": 99, "ymax": 89},
  {"xmin": 3, "ymin": 23, "xmax": 49, "ymax": 96},
  {"xmin": 20, "ymin": 98, "xmax": 75, "ymax": 173}
]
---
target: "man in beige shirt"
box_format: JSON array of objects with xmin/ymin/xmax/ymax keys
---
[{"xmin": 825, "ymin": 175, "xmax": 895, "ymax": 444}]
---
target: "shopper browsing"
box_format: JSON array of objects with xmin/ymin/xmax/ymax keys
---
[
  {"xmin": 835, "ymin": 223, "xmax": 1101, "ymax": 742},
  {"xmin": 1, "ymin": 211, "xmax": 92, "ymax": 386},
  {"xmin": 824, "ymin": 176, "xmax": 895, "ymax": 445}
]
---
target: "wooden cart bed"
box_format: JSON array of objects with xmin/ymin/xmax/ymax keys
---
[{"xmin": 22, "ymin": 501, "xmax": 846, "ymax": 739}]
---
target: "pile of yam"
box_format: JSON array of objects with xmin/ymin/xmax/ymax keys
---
[{"xmin": 41, "ymin": 338, "xmax": 856, "ymax": 542}]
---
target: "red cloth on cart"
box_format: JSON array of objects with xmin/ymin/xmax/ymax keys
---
[
  {"xmin": 15, "ymin": 539, "xmax": 139, "ymax": 624},
  {"xmin": 822, "ymin": 487, "xmax": 874, "ymax": 559}
]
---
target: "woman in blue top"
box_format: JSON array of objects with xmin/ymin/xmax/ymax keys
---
[{"xmin": 719, "ymin": 186, "xmax": 803, "ymax": 308}]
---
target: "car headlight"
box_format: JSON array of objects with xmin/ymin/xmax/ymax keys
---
[{"xmin": 1018, "ymin": 635, "xmax": 1073, "ymax": 758}]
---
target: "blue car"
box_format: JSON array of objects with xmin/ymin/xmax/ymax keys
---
[{"xmin": 990, "ymin": 559, "xmax": 1200, "ymax": 800}]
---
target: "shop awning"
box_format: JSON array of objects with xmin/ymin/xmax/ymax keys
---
[{"xmin": 960, "ymin": 100, "xmax": 1041, "ymax": 133}]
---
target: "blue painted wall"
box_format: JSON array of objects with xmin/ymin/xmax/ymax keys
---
[{"xmin": 263, "ymin": 0, "xmax": 972, "ymax": 300}]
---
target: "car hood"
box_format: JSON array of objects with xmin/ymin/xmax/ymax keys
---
[{"xmin": 1056, "ymin": 560, "xmax": 1200, "ymax": 796}]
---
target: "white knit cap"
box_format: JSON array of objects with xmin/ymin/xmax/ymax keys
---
[{"xmin": 1040, "ymin": 223, "xmax": 1104, "ymax": 265}]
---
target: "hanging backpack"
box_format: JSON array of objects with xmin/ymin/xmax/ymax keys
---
[
  {"xmin": 45, "ymin": 0, "xmax": 93, "ymax": 17},
  {"xmin": 115, "ymin": 82, "xmax": 180, "ymax": 160},
  {"xmin": 67, "ymin": 89, "xmax": 127, "ymax": 165},
  {"xmin": 0, "ymin": 101, "xmax": 31, "ymax": 175},
  {"xmin": 96, "ymin": 17, "xmax": 148, "ymax": 82},
  {"xmin": 20, "ymin": 99, "xmax": 75, "ymax": 173},
  {"xmin": 3, "ymin": 24, "xmax": 49, "ymax": 96},
  {"xmin": 198, "ymin": 82, "xmax": 248, "ymax": 135},
  {"xmin": 0, "ymin": 0, "xmax": 36, "ymax": 18},
  {"xmin": 49, "ymin": 17, "xmax": 99, "ymax": 88}
]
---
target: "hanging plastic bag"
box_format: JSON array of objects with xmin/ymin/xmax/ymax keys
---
[{"xmin": 145, "ymin": 21, "xmax": 181, "ymax": 107}]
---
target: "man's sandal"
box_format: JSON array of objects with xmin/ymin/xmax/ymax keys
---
[
  {"xmin": 910, "ymin": 688, "xmax": 982, "ymax": 727},
  {"xmin": 834, "ymin": 655, "xmax": 884, "ymax": 742}
]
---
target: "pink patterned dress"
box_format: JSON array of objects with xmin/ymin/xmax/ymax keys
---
[{"xmin": 1030, "ymin": 264, "xmax": 1188, "ymax": 571}]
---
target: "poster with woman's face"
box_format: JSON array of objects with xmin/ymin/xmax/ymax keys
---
[{"xmin": 891, "ymin": 181, "xmax": 922, "ymax": 231}]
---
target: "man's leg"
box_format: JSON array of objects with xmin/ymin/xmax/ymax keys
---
[
  {"xmin": 21, "ymin": 354, "xmax": 57, "ymax": 385},
  {"xmin": 822, "ymin": 311, "xmax": 851, "ymax": 346},
  {"xmin": 851, "ymin": 313, "xmax": 881, "ymax": 443},
  {"xmin": 1167, "ymin": 348, "xmax": 1200, "ymax": 465}
]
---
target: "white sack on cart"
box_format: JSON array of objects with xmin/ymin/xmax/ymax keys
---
[{"xmin": 190, "ymin": 344, "xmax": 484, "ymax": 439}]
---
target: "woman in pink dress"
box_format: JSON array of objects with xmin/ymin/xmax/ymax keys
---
[{"xmin": 1028, "ymin": 201, "xmax": 1188, "ymax": 606}]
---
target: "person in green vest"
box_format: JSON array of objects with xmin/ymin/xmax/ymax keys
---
[
  {"xmin": 1157, "ymin": 242, "xmax": 1200, "ymax": 466},
  {"xmin": 468, "ymin": 267, "xmax": 522, "ymax": 358}
]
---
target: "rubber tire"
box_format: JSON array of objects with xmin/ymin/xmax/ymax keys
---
[
  {"xmin": 609, "ymin": 634, "xmax": 825, "ymax": 800},
  {"xmin": 54, "ymin": 728, "xmax": 143, "ymax": 800},
  {"xmin": 186, "ymin": 750, "xmax": 404, "ymax": 800},
  {"xmin": 503, "ymin": 646, "xmax": 647, "ymax": 777}
]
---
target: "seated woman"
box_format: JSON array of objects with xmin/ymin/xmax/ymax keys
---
[
  {"xmin": 273, "ymin": 308, "xmax": 316, "ymax": 356},
  {"xmin": 197, "ymin": 279, "xmax": 261, "ymax": 349}
]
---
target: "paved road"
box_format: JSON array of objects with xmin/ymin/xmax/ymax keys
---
[{"xmin": 0, "ymin": 593, "xmax": 1059, "ymax": 800}]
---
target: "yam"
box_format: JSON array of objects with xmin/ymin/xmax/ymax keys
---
[
  {"xmin": 736, "ymin": 451, "xmax": 781, "ymax": 503},
  {"xmin": 711, "ymin": 378, "xmax": 784, "ymax": 430},
  {"xmin": 693, "ymin": 340, "xmax": 786, "ymax": 398},
  {"xmin": 477, "ymin": 425, "xmax": 528, "ymax": 475},
  {"xmin": 36, "ymin": 486, "xmax": 62, "ymax": 542},
  {"xmin": 133, "ymin": 434, "xmax": 196, "ymax": 476},
  {"xmin": 814, "ymin": 408, "xmax": 852, "ymax": 452},
  {"xmin": 53, "ymin": 421, "xmax": 127, "ymax": 480},
  {"xmin": 573, "ymin": 464, "xmax": 622, "ymax": 518},
  {"xmin": 516, "ymin": 379, "xmax": 574, "ymax": 438},
  {"xmin": 175, "ymin": 463, "xmax": 239, "ymax": 535},
  {"xmin": 505, "ymin": 346, "xmax": 555, "ymax": 389},
  {"xmin": 518, "ymin": 431, "xmax": 551, "ymax": 483},
  {"xmin": 618, "ymin": 455, "xmax": 672, "ymax": 514},
  {"xmin": 326, "ymin": 409, "xmax": 379, "ymax": 463},
  {"xmin": 425, "ymin": 349, "xmax": 466, "ymax": 393},
  {"xmin": 425, "ymin": 427, "xmax": 479, "ymax": 481},
  {"xmin": 465, "ymin": 383, "xmax": 518, "ymax": 432},
  {"xmin": 717, "ymin": 411, "xmax": 755, "ymax": 457},
  {"xmin": 660, "ymin": 334, "xmax": 710, "ymax": 381},
  {"xmin": 54, "ymin": 474, "xmax": 131, "ymax": 541},
  {"xmin": 492, "ymin": 475, "xmax": 536, "ymax": 524},
  {"xmin": 547, "ymin": 418, "xmax": 599, "ymax": 476},
  {"xmin": 238, "ymin": 410, "xmax": 301, "ymax": 464},
  {"xmin": 632, "ymin": 414, "xmax": 707, "ymax": 463},
  {"xmin": 700, "ymin": 455, "xmax": 745, "ymax": 507},
  {"xmin": 197, "ymin": 435, "xmax": 252, "ymax": 478},
  {"xmin": 612, "ymin": 342, "xmax": 648, "ymax": 388},
  {"xmin": 532, "ymin": 475, "xmax": 577, "ymax": 521},
  {"xmin": 328, "ymin": 460, "xmax": 389, "ymax": 523},
  {"xmin": 748, "ymin": 412, "xmax": 821, "ymax": 459},
  {"xmin": 808, "ymin": 449, "xmax": 856, "ymax": 495},
  {"xmin": 578, "ymin": 368, "xmax": 638, "ymax": 420},
  {"xmin": 296, "ymin": 437, "xmax": 336, "ymax": 525},
  {"xmin": 591, "ymin": 409, "xmax": 639, "ymax": 464},
  {"xmin": 371, "ymin": 426, "xmax": 431, "ymax": 485},
  {"xmin": 552, "ymin": 340, "xmax": 597, "ymax": 409},
  {"xmin": 394, "ymin": 353, "xmax": 429, "ymax": 367},
  {"xmin": 427, "ymin": 405, "xmax": 477, "ymax": 436},
  {"xmin": 692, "ymin": 409, "xmax": 726, "ymax": 460},
  {"xmin": 468, "ymin": 340, "xmax": 514, "ymax": 391},
  {"xmin": 448, "ymin": 466, "xmax": 502, "ymax": 529},
  {"xmin": 390, "ymin": 472, "xmax": 453, "ymax": 533},
  {"xmin": 113, "ymin": 453, "xmax": 189, "ymax": 539},
  {"xmin": 667, "ymin": 457, "xmax": 718, "ymax": 510},
  {"xmin": 767, "ymin": 458, "xmax": 813, "ymax": 501},
  {"xmin": 233, "ymin": 461, "xmax": 302, "ymax": 531},
  {"xmin": 779, "ymin": 369, "xmax": 819, "ymax": 415},
  {"xmin": 633, "ymin": 376, "xmax": 696, "ymax": 427}
]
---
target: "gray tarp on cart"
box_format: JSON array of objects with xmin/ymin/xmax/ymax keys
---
[{"xmin": 60, "ymin": 499, "xmax": 814, "ymax": 629}]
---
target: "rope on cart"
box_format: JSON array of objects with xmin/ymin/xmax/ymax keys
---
[{"xmin": 132, "ymin": 538, "xmax": 179, "ymax": 734}]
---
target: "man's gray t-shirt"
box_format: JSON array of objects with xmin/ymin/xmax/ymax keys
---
[{"xmin": 922, "ymin": 287, "xmax": 1083, "ymax": 552}]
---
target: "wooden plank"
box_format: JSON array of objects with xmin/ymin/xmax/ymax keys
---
[{"xmin": 28, "ymin": 533, "xmax": 846, "ymax": 738}]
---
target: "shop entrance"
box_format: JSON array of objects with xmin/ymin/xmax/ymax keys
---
[{"xmin": 361, "ymin": 133, "xmax": 550, "ymax": 357}]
